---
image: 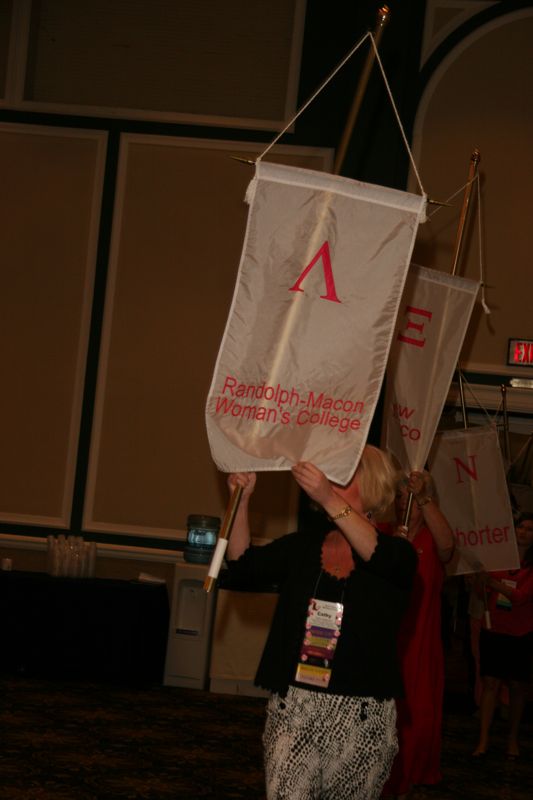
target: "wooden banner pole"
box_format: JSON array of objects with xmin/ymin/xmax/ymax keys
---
[
  {"xmin": 452, "ymin": 149, "xmax": 481, "ymax": 431},
  {"xmin": 333, "ymin": 5, "xmax": 391, "ymax": 175},
  {"xmin": 203, "ymin": 484, "xmax": 243, "ymax": 593},
  {"xmin": 451, "ymin": 149, "xmax": 481, "ymax": 277}
]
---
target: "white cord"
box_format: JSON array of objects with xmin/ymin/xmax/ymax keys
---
[
  {"xmin": 458, "ymin": 369, "xmax": 496, "ymax": 425},
  {"xmin": 368, "ymin": 36, "xmax": 425, "ymax": 196},
  {"xmin": 426, "ymin": 179, "xmax": 472, "ymax": 220},
  {"xmin": 257, "ymin": 32, "xmax": 426, "ymax": 198},
  {"xmin": 425, "ymin": 172, "xmax": 491, "ymax": 315},
  {"xmin": 257, "ymin": 31, "xmax": 371, "ymax": 162}
]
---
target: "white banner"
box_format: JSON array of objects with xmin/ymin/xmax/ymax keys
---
[
  {"xmin": 383, "ymin": 265, "xmax": 478, "ymax": 472},
  {"xmin": 206, "ymin": 161, "xmax": 426, "ymax": 484},
  {"xmin": 428, "ymin": 425, "xmax": 520, "ymax": 575}
]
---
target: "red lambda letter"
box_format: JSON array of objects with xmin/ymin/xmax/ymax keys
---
[
  {"xmin": 289, "ymin": 241, "xmax": 341, "ymax": 303},
  {"xmin": 397, "ymin": 305, "xmax": 432, "ymax": 348}
]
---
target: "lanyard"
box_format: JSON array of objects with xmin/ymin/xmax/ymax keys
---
[{"xmin": 295, "ymin": 571, "xmax": 347, "ymax": 689}]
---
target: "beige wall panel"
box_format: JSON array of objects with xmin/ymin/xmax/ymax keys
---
[
  {"xmin": 421, "ymin": 1, "xmax": 497, "ymax": 66},
  {"xmin": 411, "ymin": 10, "xmax": 533, "ymax": 378},
  {"xmin": 0, "ymin": 124, "xmax": 106, "ymax": 525},
  {"xmin": 23, "ymin": 0, "xmax": 305, "ymax": 129},
  {"xmin": 84, "ymin": 137, "xmax": 333, "ymax": 540}
]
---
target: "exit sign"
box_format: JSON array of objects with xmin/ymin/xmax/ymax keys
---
[{"xmin": 508, "ymin": 338, "xmax": 533, "ymax": 366}]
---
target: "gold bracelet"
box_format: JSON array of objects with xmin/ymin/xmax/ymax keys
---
[{"xmin": 330, "ymin": 504, "xmax": 353, "ymax": 521}]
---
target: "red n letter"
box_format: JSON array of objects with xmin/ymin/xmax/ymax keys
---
[
  {"xmin": 397, "ymin": 306, "xmax": 432, "ymax": 347},
  {"xmin": 289, "ymin": 241, "xmax": 341, "ymax": 303},
  {"xmin": 453, "ymin": 455, "xmax": 478, "ymax": 483}
]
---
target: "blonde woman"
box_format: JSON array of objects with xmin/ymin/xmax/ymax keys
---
[{"xmin": 225, "ymin": 445, "xmax": 417, "ymax": 800}]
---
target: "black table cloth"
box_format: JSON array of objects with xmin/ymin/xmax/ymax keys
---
[{"xmin": 0, "ymin": 570, "xmax": 170, "ymax": 685}]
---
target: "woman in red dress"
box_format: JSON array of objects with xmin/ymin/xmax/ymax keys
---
[{"xmin": 381, "ymin": 471, "xmax": 455, "ymax": 799}]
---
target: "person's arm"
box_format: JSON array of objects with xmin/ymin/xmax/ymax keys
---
[
  {"xmin": 291, "ymin": 461, "xmax": 378, "ymax": 561},
  {"xmin": 409, "ymin": 470, "xmax": 455, "ymax": 562},
  {"xmin": 226, "ymin": 472, "xmax": 256, "ymax": 561},
  {"xmin": 486, "ymin": 568, "xmax": 533, "ymax": 605}
]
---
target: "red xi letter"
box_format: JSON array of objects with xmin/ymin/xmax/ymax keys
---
[{"xmin": 397, "ymin": 305, "xmax": 432, "ymax": 348}]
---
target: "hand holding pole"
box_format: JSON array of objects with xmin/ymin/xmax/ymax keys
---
[{"xmin": 402, "ymin": 489, "xmax": 415, "ymax": 530}]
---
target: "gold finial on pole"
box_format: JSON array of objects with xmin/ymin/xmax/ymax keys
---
[
  {"xmin": 451, "ymin": 148, "xmax": 481, "ymax": 277},
  {"xmin": 230, "ymin": 156, "xmax": 256, "ymax": 166},
  {"xmin": 333, "ymin": 5, "xmax": 391, "ymax": 175}
]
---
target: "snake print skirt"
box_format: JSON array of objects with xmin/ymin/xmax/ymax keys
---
[{"xmin": 263, "ymin": 686, "xmax": 398, "ymax": 800}]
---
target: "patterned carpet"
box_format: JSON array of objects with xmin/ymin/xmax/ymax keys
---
[
  {"xmin": 0, "ymin": 676, "xmax": 531, "ymax": 800},
  {"xmin": 0, "ymin": 677, "xmax": 264, "ymax": 800}
]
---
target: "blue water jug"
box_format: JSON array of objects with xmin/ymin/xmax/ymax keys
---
[{"xmin": 184, "ymin": 514, "xmax": 220, "ymax": 564}]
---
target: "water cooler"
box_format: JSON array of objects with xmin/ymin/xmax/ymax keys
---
[
  {"xmin": 208, "ymin": 582, "xmax": 277, "ymax": 697},
  {"xmin": 163, "ymin": 557, "xmax": 216, "ymax": 689}
]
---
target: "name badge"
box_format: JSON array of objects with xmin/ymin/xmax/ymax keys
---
[
  {"xmin": 496, "ymin": 579, "xmax": 516, "ymax": 610},
  {"xmin": 295, "ymin": 598, "xmax": 343, "ymax": 688}
]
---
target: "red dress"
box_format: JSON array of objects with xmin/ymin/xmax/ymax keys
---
[{"xmin": 381, "ymin": 524, "xmax": 445, "ymax": 795}]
